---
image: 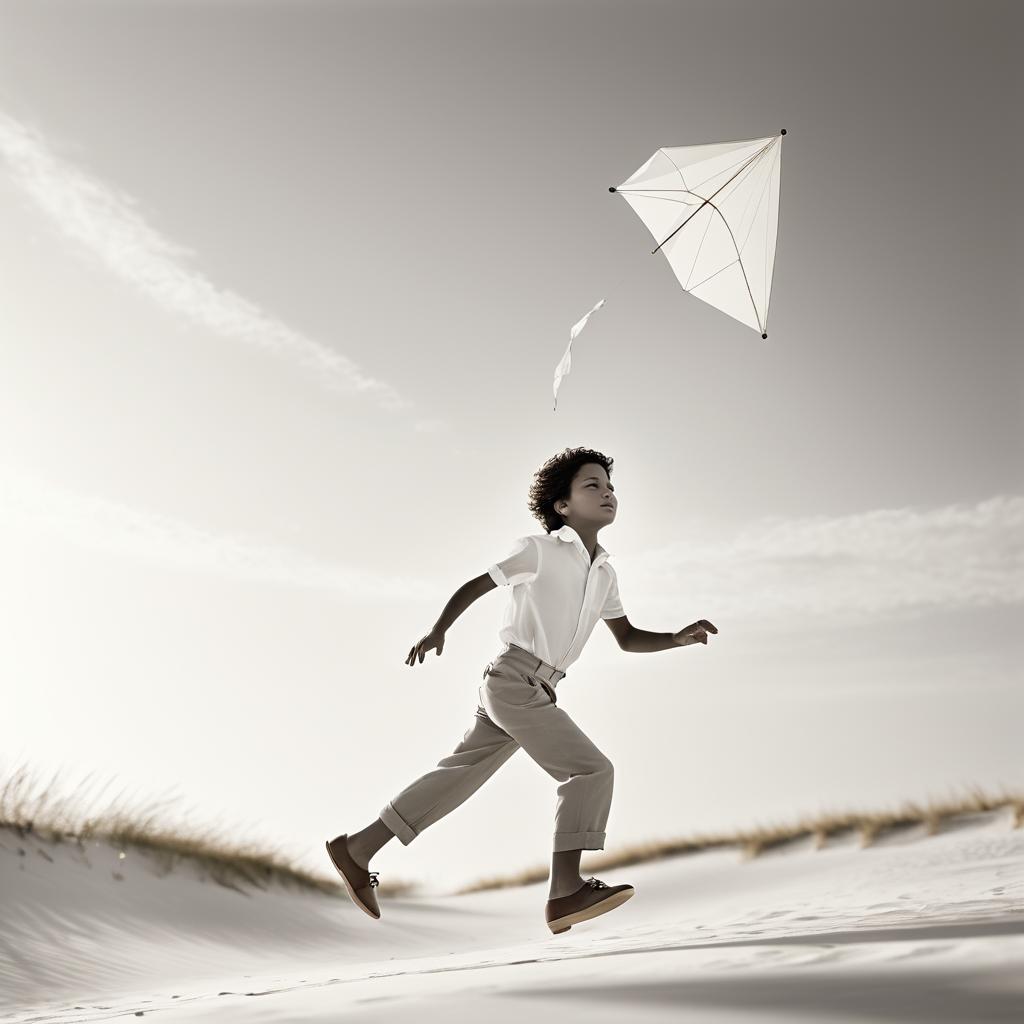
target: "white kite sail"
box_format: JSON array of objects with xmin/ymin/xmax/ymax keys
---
[
  {"xmin": 612, "ymin": 131, "xmax": 784, "ymax": 338},
  {"xmin": 552, "ymin": 298, "xmax": 605, "ymax": 411}
]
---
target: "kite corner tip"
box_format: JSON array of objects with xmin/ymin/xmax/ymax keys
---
[
  {"xmin": 780, "ymin": 129, "xmax": 787, "ymax": 135},
  {"xmin": 608, "ymin": 186, "xmax": 617, "ymax": 193},
  {"xmin": 761, "ymin": 333, "xmax": 768, "ymax": 339}
]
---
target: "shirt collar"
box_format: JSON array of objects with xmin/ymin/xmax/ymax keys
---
[{"xmin": 553, "ymin": 523, "xmax": 610, "ymax": 564}]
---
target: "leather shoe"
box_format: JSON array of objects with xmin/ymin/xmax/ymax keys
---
[
  {"xmin": 545, "ymin": 876, "xmax": 634, "ymax": 934},
  {"xmin": 326, "ymin": 834, "xmax": 381, "ymax": 919}
]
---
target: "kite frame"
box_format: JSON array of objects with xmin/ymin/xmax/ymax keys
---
[{"xmin": 613, "ymin": 133, "xmax": 783, "ymax": 337}]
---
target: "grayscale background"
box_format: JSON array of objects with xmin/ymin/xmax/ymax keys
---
[{"xmin": 0, "ymin": 0, "xmax": 1020, "ymax": 892}]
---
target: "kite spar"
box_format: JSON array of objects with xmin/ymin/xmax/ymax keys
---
[{"xmin": 611, "ymin": 130, "xmax": 785, "ymax": 338}]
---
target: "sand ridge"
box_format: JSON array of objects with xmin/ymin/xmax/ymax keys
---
[{"xmin": 3, "ymin": 806, "xmax": 1022, "ymax": 1022}]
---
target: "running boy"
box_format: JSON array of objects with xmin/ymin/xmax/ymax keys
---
[{"xmin": 327, "ymin": 447, "xmax": 717, "ymax": 934}]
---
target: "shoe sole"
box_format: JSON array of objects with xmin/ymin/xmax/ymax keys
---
[
  {"xmin": 547, "ymin": 886, "xmax": 634, "ymax": 934},
  {"xmin": 325, "ymin": 839, "xmax": 381, "ymax": 920}
]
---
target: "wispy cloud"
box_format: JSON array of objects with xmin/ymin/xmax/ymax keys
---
[
  {"xmin": 0, "ymin": 109, "xmax": 436, "ymax": 422},
  {"xmin": 622, "ymin": 495, "xmax": 1024, "ymax": 625},
  {"xmin": 0, "ymin": 468, "xmax": 441, "ymax": 602},
  {"xmin": 3, "ymin": 464, "xmax": 1019, "ymax": 625}
]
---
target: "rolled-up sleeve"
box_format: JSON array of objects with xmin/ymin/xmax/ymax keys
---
[
  {"xmin": 487, "ymin": 536, "xmax": 540, "ymax": 587},
  {"xmin": 600, "ymin": 568, "xmax": 625, "ymax": 619}
]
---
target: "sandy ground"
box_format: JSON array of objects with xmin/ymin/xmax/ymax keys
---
[{"xmin": 2, "ymin": 808, "xmax": 1022, "ymax": 1023}]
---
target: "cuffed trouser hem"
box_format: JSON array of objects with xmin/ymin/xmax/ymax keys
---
[
  {"xmin": 553, "ymin": 830, "xmax": 606, "ymax": 852},
  {"xmin": 379, "ymin": 801, "xmax": 419, "ymax": 846}
]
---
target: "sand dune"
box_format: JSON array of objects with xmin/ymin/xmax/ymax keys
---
[{"xmin": 3, "ymin": 805, "xmax": 1022, "ymax": 1023}]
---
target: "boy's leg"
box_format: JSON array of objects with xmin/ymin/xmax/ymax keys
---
[
  {"xmin": 377, "ymin": 706, "xmax": 521, "ymax": 846},
  {"xmin": 480, "ymin": 675, "xmax": 614, "ymax": 888},
  {"xmin": 345, "ymin": 817, "xmax": 395, "ymax": 868},
  {"xmin": 550, "ymin": 848, "xmax": 584, "ymax": 899}
]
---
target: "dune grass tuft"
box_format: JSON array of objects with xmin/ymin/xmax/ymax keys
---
[
  {"xmin": 0, "ymin": 760, "xmax": 417, "ymax": 898},
  {"xmin": 454, "ymin": 785, "xmax": 1024, "ymax": 895},
  {"xmin": 6, "ymin": 760, "xmax": 1019, "ymax": 902}
]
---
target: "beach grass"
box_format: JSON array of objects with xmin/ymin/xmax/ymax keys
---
[
  {"xmin": 454, "ymin": 786, "xmax": 1024, "ymax": 894},
  {"xmin": 3, "ymin": 760, "xmax": 1019, "ymax": 900},
  {"xmin": 0, "ymin": 761, "xmax": 417, "ymax": 898}
]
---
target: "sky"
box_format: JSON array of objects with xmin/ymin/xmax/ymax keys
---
[{"xmin": 0, "ymin": 0, "xmax": 1021, "ymax": 894}]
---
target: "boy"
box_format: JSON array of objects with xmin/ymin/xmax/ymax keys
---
[{"xmin": 327, "ymin": 447, "xmax": 717, "ymax": 934}]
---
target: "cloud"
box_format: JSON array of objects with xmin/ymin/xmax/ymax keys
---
[
  {"xmin": 0, "ymin": 468, "xmax": 441, "ymax": 602},
  {"xmin": 3, "ymin": 462, "xmax": 1019, "ymax": 625},
  {"xmin": 0, "ymin": 109, "xmax": 419, "ymax": 416},
  {"xmin": 622, "ymin": 495, "xmax": 1024, "ymax": 625}
]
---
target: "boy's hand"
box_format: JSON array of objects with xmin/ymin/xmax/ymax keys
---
[
  {"xmin": 406, "ymin": 629, "xmax": 446, "ymax": 666},
  {"xmin": 672, "ymin": 620, "xmax": 718, "ymax": 646}
]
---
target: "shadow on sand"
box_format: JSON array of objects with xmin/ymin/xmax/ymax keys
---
[{"xmin": 508, "ymin": 917, "xmax": 1024, "ymax": 1023}]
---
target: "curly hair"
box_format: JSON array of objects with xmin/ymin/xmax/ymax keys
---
[{"xmin": 527, "ymin": 447, "xmax": 614, "ymax": 533}]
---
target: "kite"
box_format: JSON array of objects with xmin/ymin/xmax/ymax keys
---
[
  {"xmin": 610, "ymin": 130, "xmax": 785, "ymax": 338},
  {"xmin": 552, "ymin": 298, "xmax": 605, "ymax": 411}
]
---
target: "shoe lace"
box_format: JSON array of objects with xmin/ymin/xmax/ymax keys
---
[
  {"xmin": 368, "ymin": 871, "xmax": 380, "ymax": 888},
  {"xmin": 584, "ymin": 876, "xmax": 608, "ymax": 889}
]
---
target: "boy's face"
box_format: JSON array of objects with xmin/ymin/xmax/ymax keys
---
[{"xmin": 557, "ymin": 462, "xmax": 617, "ymax": 525}]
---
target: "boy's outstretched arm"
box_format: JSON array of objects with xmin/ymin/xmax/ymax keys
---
[
  {"xmin": 605, "ymin": 616, "xmax": 718, "ymax": 652},
  {"xmin": 406, "ymin": 573, "xmax": 497, "ymax": 666}
]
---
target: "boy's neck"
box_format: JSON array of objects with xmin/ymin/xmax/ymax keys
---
[{"xmin": 564, "ymin": 521, "xmax": 600, "ymax": 561}]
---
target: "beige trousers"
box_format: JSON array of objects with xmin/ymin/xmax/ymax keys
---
[{"xmin": 379, "ymin": 642, "xmax": 614, "ymax": 852}]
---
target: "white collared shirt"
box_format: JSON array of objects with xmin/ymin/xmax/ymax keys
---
[{"xmin": 486, "ymin": 524, "xmax": 625, "ymax": 673}]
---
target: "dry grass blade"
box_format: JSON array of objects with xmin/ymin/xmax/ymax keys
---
[
  {"xmin": 455, "ymin": 786, "xmax": 1024, "ymax": 894},
  {"xmin": 1, "ymin": 758, "xmax": 417, "ymax": 897}
]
